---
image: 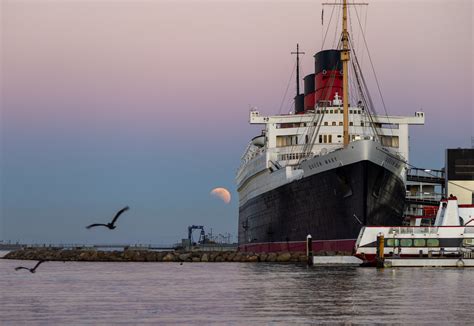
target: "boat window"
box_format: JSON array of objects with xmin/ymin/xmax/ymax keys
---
[
  {"xmin": 349, "ymin": 122, "xmax": 353, "ymax": 126},
  {"xmin": 463, "ymin": 239, "xmax": 474, "ymax": 246},
  {"xmin": 332, "ymin": 122, "xmax": 336, "ymax": 126},
  {"xmin": 400, "ymin": 239, "xmax": 413, "ymax": 247},
  {"xmin": 339, "ymin": 122, "xmax": 343, "ymax": 126},
  {"xmin": 323, "ymin": 135, "xmax": 327, "ymax": 143},
  {"xmin": 330, "ymin": 110, "xmax": 333, "ymax": 114},
  {"xmin": 361, "ymin": 122, "xmax": 364, "ymax": 126},
  {"xmin": 328, "ymin": 135, "xmax": 332, "ymax": 143},
  {"xmin": 427, "ymin": 239, "xmax": 440, "ymax": 247},
  {"xmin": 387, "ymin": 239, "xmax": 400, "ymax": 247},
  {"xmin": 414, "ymin": 239, "xmax": 426, "ymax": 247},
  {"xmin": 319, "ymin": 135, "xmax": 322, "ymax": 143},
  {"xmin": 349, "ymin": 110, "xmax": 353, "ymax": 114},
  {"xmin": 324, "ymin": 122, "xmax": 328, "ymax": 126}
]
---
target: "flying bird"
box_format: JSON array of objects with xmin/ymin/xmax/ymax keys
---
[
  {"xmin": 86, "ymin": 206, "xmax": 130, "ymax": 230},
  {"xmin": 15, "ymin": 260, "xmax": 46, "ymax": 273}
]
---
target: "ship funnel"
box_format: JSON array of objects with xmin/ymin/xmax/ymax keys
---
[
  {"xmin": 294, "ymin": 94, "xmax": 305, "ymax": 114},
  {"xmin": 314, "ymin": 49, "xmax": 343, "ymax": 105},
  {"xmin": 303, "ymin": 73, "xmax": 315, "ymax": 111}
]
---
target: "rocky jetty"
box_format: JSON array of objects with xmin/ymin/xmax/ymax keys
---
[{"xmin": 2, "ymin": 248, "xmax": 352, "ymax": 263}]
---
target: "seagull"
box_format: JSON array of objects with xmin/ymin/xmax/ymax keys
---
[
  {"xmin": 15, "ymin": 260, "xmax": 46, "ymax": 273},
  {"xmin": 86, "ymin": 206, "xmax": 130, "ymax": 230}
]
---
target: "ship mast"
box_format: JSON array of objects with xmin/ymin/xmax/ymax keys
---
[
  {"xmin": 341, "ymin": 0, "xmax": 350, "ymax": 146},
  {"xmin": 291, "ymin": 44, "xmax": 305, "ymax": 95},
  {"xmin": 323, "ymin": 1, "xmax": 367, "ymax": 146}
]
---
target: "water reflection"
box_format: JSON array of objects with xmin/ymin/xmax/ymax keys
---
[{"xmin": 1, "ymin": 260, "xmax": 473, "ymax": 324}]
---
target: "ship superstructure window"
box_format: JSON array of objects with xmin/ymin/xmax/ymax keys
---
[
  {"xmin": 328, "ymin": 135, "xmax": 332, "ymax": 143},
  {"xmin": 463, "ymin": 239, "xmax": 474, "ymax": 246},
  {"xmin": 324, "ymin": 122, "xmax": 328, "ymax": 126},
  {"xmin": 349, "ymin": 122, "xmax": 353, "ymax": 126},
  {"xmin": 413, "ymin": 239, "xmax": 426, "ymax": 247},
  {"xmin": 387, "ymin": 239, "xmax": 400, "ymax": 247},
  {"xmin": 381, "ymin": 136, "xmax": 399, "ymax": 148},
  {"xmin": 332, "ymin": 122, "xmax": 336, "ymax": 126},
  {"xmin": 276, "ymin": 135, "xmax": 298, "ymax": 147},
  {"xmin": 400, "ymin": 239, "xmax": 413, "ymax": 247},
  {"xmin": 427, "ymin": 239, "xmax": 440, "ymax": 247},
  {"xmin": 339, "ymin": 122, "xmax": 343, "ymax": 126},
  {"xmin": 323, "ymin": 135, "xmax": 327, "ymax": 143},
  {"xmin": 319, "ymin": 135, "xmax": 323, "ymax": 143}
]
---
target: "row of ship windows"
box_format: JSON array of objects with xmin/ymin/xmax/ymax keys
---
[
  {"xmin": 318, "ymin": 134, "xmax": 359, "ymax": 144},
  {"xmin": 388, "ymin": 238, "xmax": 474, "ymax": 247},
  {"xmin": 316, "ymin": 109, "xmax": 363, "ymax": 114},
  {"xmin": 276, "ymin": 134, "xmax": 361, "ymax": 147},
  {"xmin": 278, "ymin": 152, "xmax": 313, "ymax": 161},
  {"xmin": 278, "ymin": 121, "xmax": 364, "ymax": 128},
  {"xmin": 387, "ymin": 238, "xmax": 439, "ymax": 247}
]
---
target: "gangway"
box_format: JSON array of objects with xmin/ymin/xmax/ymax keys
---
[{"xmin": 407, "ymin": 168, "xmax": 445, "ymax": 185}]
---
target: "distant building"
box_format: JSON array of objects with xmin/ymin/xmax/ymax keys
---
[{"xmin": 446, "ymin": 148, "xmax": 474, "ymax": 204}]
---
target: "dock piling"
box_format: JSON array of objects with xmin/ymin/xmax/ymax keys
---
[{"xmin": 306, "ymin": 234, "xmax": 313, "ymax": 266}]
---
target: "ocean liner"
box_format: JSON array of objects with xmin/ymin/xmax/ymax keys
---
[{"xmin": 236, "ymin": 0, "xmax": 425, "ymax": 253}]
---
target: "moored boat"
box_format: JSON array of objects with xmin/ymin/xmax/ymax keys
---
[{"xmin": 355, "ymin": 196, "xmax": 474, "ymax": 266}]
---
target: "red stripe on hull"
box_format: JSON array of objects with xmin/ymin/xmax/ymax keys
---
[{"xmin": 239, "ymin": 239, "xmax": 356, "ymax": 253}]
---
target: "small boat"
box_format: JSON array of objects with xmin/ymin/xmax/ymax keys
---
[{"xmin": 354, "ymin": 196, "xmax": 474, "ymax": 267}]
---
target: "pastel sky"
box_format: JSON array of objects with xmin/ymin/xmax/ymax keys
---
[{"xmin": 1, "ymin": 0, "xmax": 472, "ymax": 244}]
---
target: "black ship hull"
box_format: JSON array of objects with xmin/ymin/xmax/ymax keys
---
[{"xmin": 238, "ymin": 160, "xmax": 405, "ymax": 253}]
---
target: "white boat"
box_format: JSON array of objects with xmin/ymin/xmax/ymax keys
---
[{"xmin": 354, "ymin": 196, "xmax": 474, "ymax": 266}]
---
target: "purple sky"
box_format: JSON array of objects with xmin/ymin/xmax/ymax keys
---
[{"xmin": 1, "ymin": 0, "xmax": 472, "ymax": 244}]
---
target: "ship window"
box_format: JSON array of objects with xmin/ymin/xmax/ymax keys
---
[
  {"xmin": 381, "ymin": 136, "xmax": 399, "ymax": 148},
  {"xmin": 414, "ymin": 239, "xmax": 426, "ymax": 247},
  {"xmin": 332, "ymin": 122, "xmax": 336, "ymax": 126},
  {"xmin": 330, "ymin": 110, "xmax": 333, "ymax": 114},
  {"xmin": 387, "ymin": 239, "xmax": 400, "ymax": 247},
  {"xmin": 305, "ymin": 135, "xmax": 309, "ymax": 144},
  {"xmin": 361, "ymin": 122, "xmax": 364, "ymax": 126},
  {"xmin": 349, "ymin": 122, "xmax": 353, "ymax": 126},
  {"xmin": 328, "ymin": 135, "xmax": 332, "ymax": 143},
  {"xmin": 324, "ymin": 122, "xmax": 328, "ymax": 126},
  {"xmin": 427, "ymin": 239, "xmax": 440, "ymax": 247},
  {"xmin": 276, "ymin": 135, "xmax": 298, "ymax": 147},
  {"xmin": 463, "ymin": 239, "xmax": 474, "ymax": 246},
  {"xmin": 349, "ymin": 110, "xmax": 353, "ymax": 114},
  {"xmin": 337, "ymin": 135, "xmax": 342, "ymax": 138},
  {"xmin": 400, "ymin": 239, "xmax": 413, "ymax": 247},
  {"xmin": 319, "ymin": 135, "xmax": 322, "ymax": 143},
  {"xmin": 323, "ymin": 135, "xmax": 327, "ymax": 143},
  {"xmin": 339, "ymin": 122, "xmax": 343, "ymax": 126}
]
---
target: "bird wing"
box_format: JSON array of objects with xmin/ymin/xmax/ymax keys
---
[
  {"xmin": 111, "ymin": 206, "xmax": 129, "ymax": 225},
  {"xmin": 15, "ymin": 266, "xmax": 29, "ymax": 271},
  {"xmin": 32, "ymin": 260, "xmax": 46, "ymax": 271},
  {"xmin": 86, "ymin": 223, "xmax": 108, "ymax": 229}
]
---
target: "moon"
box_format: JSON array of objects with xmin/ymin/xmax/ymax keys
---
[{"xmin": 210, "ymin": 187, "xmax": 231, "ymax": 204}]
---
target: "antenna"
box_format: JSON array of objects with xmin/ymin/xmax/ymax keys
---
[{"xmin": 291, "ymin": 44, "xmax": 305, "ymax": 95}]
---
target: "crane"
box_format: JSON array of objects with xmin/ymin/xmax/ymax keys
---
[{"xmin": 188, "ymin": 225, "xmax": 206, "ymax": 245}]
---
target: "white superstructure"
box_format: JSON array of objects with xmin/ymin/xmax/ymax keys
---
[{"xmin": 236, "ymin": 100, "xmax": 425, "ymax": 206}]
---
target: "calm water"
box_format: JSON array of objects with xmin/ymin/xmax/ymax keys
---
[{"xmin": 1, "ymin": 259, "xmax": 473, "ymax": 325}]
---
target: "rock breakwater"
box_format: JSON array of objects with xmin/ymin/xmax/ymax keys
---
[{"xmin": 2, "ymin": 248, "xmax": 351, "ymax": 263}]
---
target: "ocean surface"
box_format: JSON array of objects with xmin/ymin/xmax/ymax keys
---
[{"xmin": 1, "ymin": 258, "xmax": 473, "ymax": 325}]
